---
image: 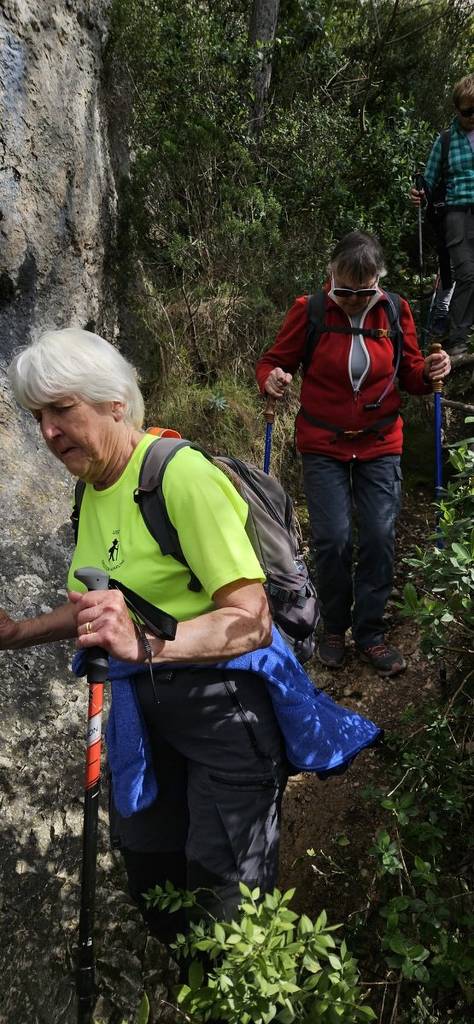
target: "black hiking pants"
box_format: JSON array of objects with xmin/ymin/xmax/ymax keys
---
[
  {"xmin": 109, "ymin": 667, "xmax": 287, "ymax": 939},
  {"xmin": 302, "ymin": 453, "xmax": 402, "ymax": 648}
]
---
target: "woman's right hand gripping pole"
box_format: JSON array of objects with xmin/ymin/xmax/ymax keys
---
[{"xmin": 264, "ymin": 367, "xmax": 293, "ymax": 399}]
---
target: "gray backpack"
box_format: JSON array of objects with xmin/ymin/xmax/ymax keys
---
[{"xmin": 72, "ymin": 438, "xmax": 320, "ymax": 663}]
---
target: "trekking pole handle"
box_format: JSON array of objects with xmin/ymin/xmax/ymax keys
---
[
  {"xmin": 264, "ymin": 396, "xmax": 276, "ymax": 424},
  {"xmin": 74, "ymin": 567, "xmax": 109, "ymax": 682},
  {"xmin": 74, "ymin": 567, "xmax": 110, "ymax": 592},
  {"xmin": 429, "ymin": 341, "xmax": 444, "ymax": 393},
  {"xmin": 413, "ymin": 166, "xmax": 427, "ymax": 194}
]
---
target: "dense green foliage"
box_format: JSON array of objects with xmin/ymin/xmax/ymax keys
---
[
  {"xmin": 108, "ymin": 0, "xmax": 473, "ymax": 420},
  {"xmin": 358, "ymin": 699, "xmax": 474, "ymax": 1022},
  {"xmin": 343, "ymin": 429, "xmax": 474, "ymax": 1021},
  {"xmin": 402, "ymin": 426, "xmax": 474, "ymax": 676}
]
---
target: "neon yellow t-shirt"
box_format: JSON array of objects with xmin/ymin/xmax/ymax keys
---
[{"xmin": 68, "ymin": 434, "xmax": 264, "ymax": 620}]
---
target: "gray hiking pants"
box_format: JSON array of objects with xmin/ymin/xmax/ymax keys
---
[
  {"xmin": 445, "ymin": 208, "xmax": 474, "ymax": 347},
  {"xmin": 109, "ymin": 666, "xmax": 287, "ymax": 929}
]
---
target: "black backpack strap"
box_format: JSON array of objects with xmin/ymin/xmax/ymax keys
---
[
  {"xmin": 382, "ymin": 291, "xmax": 403, "ymax": 361},
  {"xmin": 298, "ymin": 407, "xmax": 399, "ymax": 442},
  {"xmin": 108, "ymin": 577, "xmax": 177, "ymax": 640},
  {"xmin": 302, "ymin": 289, "xmax": 404, "ymax": 377},
  {"xmin": 134, "ymin": 437, "xmax": 209, "ymax": 592},
  {"xmin": 298, "ymin": 291, "xmax": 404, "ymax": 417},
  {"xmin": 440, "ymin": 127, "xmax": 451, "ymax": 182},
  {"xmin": 70, "ymin": 439, "xmax": 207, "ymax": 592},
  {"xmin": 302, "ymin": 289, "xmax": 327, "ymax": 374},
  {"xmin": 71, "ymin": 479, "xmax": 86, "ymax": 543},
  {"xmin": 362, "ymin": 291, "xmax": 404, "ymax": 411},
  {"xmin": 423, "ymin": 127, "xmax": 450, "ymax": 200}
]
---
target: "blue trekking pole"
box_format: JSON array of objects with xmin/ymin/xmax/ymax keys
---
[
  {"xmin": 431, "ymin": 341, "xmax": 444, "ymax": 506},
  {"xmin": 429, "ymin": 344, "xmax": 446, "ymax": 692},
  {"xmin": 263, "ymin": 396, "xmax": 276, "ymax": 474}
]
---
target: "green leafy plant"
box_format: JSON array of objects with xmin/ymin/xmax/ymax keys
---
[
  {"xmin": 402, "ymin": 429, "xmax": 474, "ymax": 671},
  {"xmin": 353, "ymin": 700, "xmax": 474, "ymax": 1018},
  {"xmin": 146, "ymin": 882, "xmax": 375, "ymax": 1022}
]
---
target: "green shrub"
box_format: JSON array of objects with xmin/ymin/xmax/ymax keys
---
[
  {"xmin": 402, "ymin": 424, "xmax": 474, "ymax": 672},
  {"xmin": 146, "ymin": 882, "xmax": 375, "ymax": 1023}
]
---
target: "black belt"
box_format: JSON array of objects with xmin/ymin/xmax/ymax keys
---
[
  {"xmin": 298, "ymin": 407, "xmax": 399, "ymax": 442},
  {"xmin": 447, "ymin": 204, "xmax": 474, "ymax": 212}
]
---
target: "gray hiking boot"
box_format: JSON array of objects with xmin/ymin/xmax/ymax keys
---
[
  {"xmin": 318, "ymin": 633, "xmax": 346, "ymax": 669},
  {"xmin": 357, "ymin": 642, "xmax": 406, "ymax": 677}
]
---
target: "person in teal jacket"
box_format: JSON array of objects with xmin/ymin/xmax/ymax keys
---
[{"xmin": 411, "ymin": 73, "xmax": 474, "ymax": 355}]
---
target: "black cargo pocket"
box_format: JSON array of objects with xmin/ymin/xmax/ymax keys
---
[
  {"xmin": 108, "ymin": 775, "xmax": 188, "ymax": 854},
  {"xmin": 209, "ymin": 772, "xmax": 281, "ymax": 889},
  {"xmin": 209, "ymin": 771, "xmax": 278, "ymax": 790}
]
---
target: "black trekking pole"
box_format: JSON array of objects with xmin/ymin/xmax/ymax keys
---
[
  {"xmin": 73, "ymin": 567, "xmax": 110, "ymax": 1024},
  {"xmin": 420, "ymin": 272, "xmax": 440, "ymax": 352},
  {"xmin": 414, "ymin": 170, "xmax": 426, "ymax": 334}
]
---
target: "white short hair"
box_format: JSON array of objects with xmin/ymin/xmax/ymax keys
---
[{"xmin": 8, "ymin": 328, "xmax": 145, "ymax": 428}]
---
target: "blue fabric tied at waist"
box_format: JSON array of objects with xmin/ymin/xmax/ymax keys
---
[{"xmin": 72, "ymin": 627, "xmax": 382, "ymax": 818}]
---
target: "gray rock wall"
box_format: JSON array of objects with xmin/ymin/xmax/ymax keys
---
[
  {"xmin": 0, "ymin": 4, "xmax": 163, "ymax": 1022},
  {"xmin": 0, "ymin": 0, "xmax": 117, "ymax": 358}
]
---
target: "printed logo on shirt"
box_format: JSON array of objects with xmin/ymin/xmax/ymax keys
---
[{"xmin": 102, "ymin": 530, "xmax": 125, "ymax": 571}]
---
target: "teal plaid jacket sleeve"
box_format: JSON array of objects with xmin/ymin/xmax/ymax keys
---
[{"xmin": 424, "ymin": 120, "xmax": 474, "ymax": 205}]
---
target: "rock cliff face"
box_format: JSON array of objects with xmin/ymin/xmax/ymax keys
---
[
  {"xmin": 0, "ymin": 0, "xmax": 116, "ymax": 359},
  {"xmin": 0, "ymin": 5, "xmax": 167, "ymax": 1022}
]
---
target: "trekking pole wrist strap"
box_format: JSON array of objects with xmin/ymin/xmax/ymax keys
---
[{"xmin": 135, "ymin": 623, "xmax": 154, "ymax": 663}]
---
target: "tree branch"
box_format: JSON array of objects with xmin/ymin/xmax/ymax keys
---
[
  {"xmin": 384, "ymin": 7, "xmax": 450, "ymax": 46},
  {"xmin": 451, "ymin": 353, "xmax": 474, "ymax": 369},
  {"xmin": 181, "ymin": 283, "xmax": 208, "ymax": 380},
  {"xmin": 359, "ymin": 0, "xmax": 400, "ymax": 132},
  {"xmin": 324, "ymin": 60, "xmax": 351, "ymax": 93},
  {"xmin": 442, "ymin": 398, "xmax": 474, "ymax": 414},
  {"xmin": 370, "ymin": 0, "xmax": 382, "ymax": 38}
]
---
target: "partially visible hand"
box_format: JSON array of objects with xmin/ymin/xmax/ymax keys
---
[
  {"xmin": 410, "ymin": 186, "xmax": 425, "ymax": 207},
  {"xmin": 0, "ymin": 609, "xmax": 21, "ymax": 650},
  {"xmin": 69, "ymin": 589, "xmax": 152, "ymax": 662},
  {"xmin": 424, "ymin": 349, "xmax": 451, "ymax": 383},
  {"xmin": 264, "ymin": 367, "xmax": 293, "ymax": 399}
]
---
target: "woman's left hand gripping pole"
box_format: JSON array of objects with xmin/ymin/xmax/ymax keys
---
[{"xmin": 73, "ymin": 567, "xmax": 110, "ymax": 1024}]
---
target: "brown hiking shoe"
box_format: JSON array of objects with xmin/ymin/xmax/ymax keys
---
[
  {"xmin": 357, "ymin": 642, "xmax": 406, "ymax": 677},
  {"xmin": 318, "ymin": 633, "xmax": 346, "ymax": 669}
]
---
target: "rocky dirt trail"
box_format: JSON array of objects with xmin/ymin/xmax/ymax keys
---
[
  {"xmin": 280, "ymin": 487, "xmax": 438, "ymax": 918},
  {"xmin": 0, "ymin": 486, "xmax": 437, "ymax": 1024}
]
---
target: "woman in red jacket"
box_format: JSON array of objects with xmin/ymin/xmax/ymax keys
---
[{"xmin": 256, "ymin": 231, "xmax": 451, "ymax": 676}]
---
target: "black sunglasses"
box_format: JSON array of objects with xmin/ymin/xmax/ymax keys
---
[
  {"xmin": 457, "ymin": 105, "xmax": 474, "ymax": 117},
  {"xmin": 332, "ymin": 285, "xmax": 379, "ymax": 298}
]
